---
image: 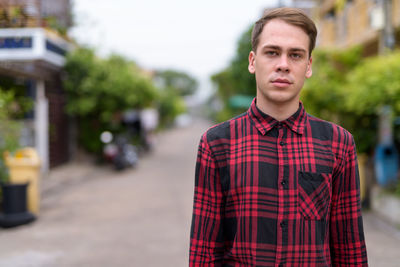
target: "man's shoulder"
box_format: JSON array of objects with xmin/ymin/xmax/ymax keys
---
[
  {"xmin": 202, "ymin": 112, "xmax": 248, "ymax": 143},
  {"xmin": 307, "ymin": 114, "xmax": 354, "ymax": 144}
]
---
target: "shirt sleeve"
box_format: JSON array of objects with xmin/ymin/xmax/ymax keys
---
[
  {"xmin": 330, "ymin": 134, "xmax": 368, "ymax": 266},
  {"xmin": 189, "ymin": 133, "xmax": 225, "ymax": 266}
]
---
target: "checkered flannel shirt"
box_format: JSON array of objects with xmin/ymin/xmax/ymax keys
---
[{"xmin": 190, "ymin": 98, "xmax": 368, "ymax": 266}]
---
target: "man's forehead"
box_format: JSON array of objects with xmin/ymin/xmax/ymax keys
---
[
  {"xmin": 263, "ymin": 18, "xmax": 306, "ymax": 33},
  {"xmin": 258, "ymin": 20, "xmax": 309, "ymax": 51}
]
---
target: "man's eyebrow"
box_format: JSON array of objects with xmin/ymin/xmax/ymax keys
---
[
  {"xmin": 260, "ymin": 45, "xmax": 307, "ymax": 54},
  {"xmin": 289, "ymin": 48, "xmax": 307, "ymax": 53},
  {"xmin": 261, "ymin": 45, "xmax": 281, "ymax": 50}
]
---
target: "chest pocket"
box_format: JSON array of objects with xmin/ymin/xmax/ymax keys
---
[{"xmin": 298, "ymin": 171, "xmax": 331, "ymax": 220}]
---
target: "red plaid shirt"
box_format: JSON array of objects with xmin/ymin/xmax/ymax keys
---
[{"xmin": 190, "ymin": 99, "xmax": 368, "ymax": 266}]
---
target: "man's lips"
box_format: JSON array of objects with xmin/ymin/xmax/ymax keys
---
[{"xmin": 271, "ymin": 78, "xmax": 292, "ymax": 87}]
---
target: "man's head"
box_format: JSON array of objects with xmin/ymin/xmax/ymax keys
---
[
  {"xmin": 248, "ymin": 8, "xmax": 317, "ymax": 115},
  {"xmin": 251, "ymin": 7, "xmax": 317, "ymax": 57}
]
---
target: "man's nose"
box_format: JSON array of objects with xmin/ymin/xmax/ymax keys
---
[{"xmin": 276, "ymin": 55, "xmax": 290, "ymax": 73}]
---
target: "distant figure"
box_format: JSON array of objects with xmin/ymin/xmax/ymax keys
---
[
  {"xmin": 140, "ymin": 108, "xmax": 159, "ymax": 150},
  {"xmin": 189, "ymin": 7, "xmax": 368, "ymax": 266}
]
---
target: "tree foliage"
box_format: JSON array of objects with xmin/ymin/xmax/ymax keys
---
[
  {"xmin": 301, "ymin": 46, "xmax": 378, "ymax": 154},
  {"xmin": 0, "ymin": 88, "xmax": 32, "ymax": 182},
  {"xmin": 345, "ymin": 51, "xmax": 400, "ymax": 115},
  {"xmin": 211, "ymin": 25, "xmax": 255, "ymax": 121},
  {"xmin": 154, "ymin": 70, "xmax": 198, "ymax": 96},
  {"xmin": 158, "ymin": 88, "xmax": 186, "ymax": 127},
  {"xmin": 230, "ymin": 26, "xmax": 256, "ymax": 96},
  {"xmin": 212, "ymin": 25, "xmax": 256, "ymax": 98},
  {"xmin": 63, "ymin": 48, "xmax": 159, "ymax": 152},
  {"xmin": 152, "ymin": 69, "xmax": 200, "ymax": 127},
  {"xmin": 301, "ymin": 47, "xmax": 363, "ymax": 119},
  {"xmin": 64, "ymin": 48, "xmax": 158, "ymax": 122},
  {"xmin": 344, "ymin": 51, "xmax": 400, "ymax": 153},
  {"xmin": 0, "ymin": 90, "xmax": 23, "ymax": 154}
]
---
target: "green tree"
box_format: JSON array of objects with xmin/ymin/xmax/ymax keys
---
[
  {"xmin": 154, "ymin": 70, "xmax": 198, "ymax": 96},
  {"xmin": 152, "ymin": 69, "xmax": 198, "ymax": 127},
  {"xmin": 0, "ymin": 89, "xmax": 30, "ymax": 182},
  {"xmin": 345, "ymin": 51, "xmax": 400, "ymax": 115},
  {"xmin": 212, "ymin": 25, "xmax": 256, "ymax": 98},
  {"xmin": 211, "ymin": 25, "xmax": 256, "ymax": 121},
  {"xmin": 301, "ymin": 46, "xmax": 378, "ymax": 154},
  {"xmin": 210, "ymin": 68, "xmax": 237, "ymax": 122},
  {"xmin": 0, "ymin": 76, "xmax": 33, "ymax": 119},
  {"xmin": 229, "ymin": 26, "xmax": 256, "ymax": 97},
  {"xmin": 344, "ymin": 51, "xmax": 400, "ymax": 153},
  {"xmin": 158, "ymin": 88, "xmax": 186, "ymax": 127},
  {"xmin": 301, "ymin": 48, "xmax": 362, "ymax": 119},
  {"xmin": 63, "ymin": 48, "xmax": 159, "ymax": 152},
  {"xmin": 0, "ymin": 89, "xmax": 22, "ymax": 152}
]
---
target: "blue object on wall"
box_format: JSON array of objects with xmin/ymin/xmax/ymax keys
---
[
  {"xmin": 374, "ymin": 144, "xmax": 399, "ymax": 186},
  {"xmin": 0, "ymin": 37, "xmax": 32, "ymax": 49},
  {"xmin": 45, "ymin": 39, "xmax": 66, "ymax": 56}
]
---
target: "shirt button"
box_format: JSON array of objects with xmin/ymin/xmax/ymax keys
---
[
  {"xmin": 281, "ymin": 180, "xmax": 286, "ymax": 186},
  {"xmin": 280, "ymin": 221, "xmax": 286, "ymax": 228},
  {"xmin": 277, "ymin": 123, "xmax": 283, "ymax": 129},
  {"xmin": 279, "ymin": 141, "xmax": 285, "ymax": 146},
  {"xmin": 279, "ymin": 264, "xmax": 284, "ymax": 267}
]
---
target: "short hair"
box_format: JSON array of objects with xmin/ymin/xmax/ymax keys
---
[{"xmin": 251, "ymin": 7, "xmax": 317, "ymax": 57}]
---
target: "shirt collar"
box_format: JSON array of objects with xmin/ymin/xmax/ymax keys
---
[{"xmin": 247, "ymin": 97, "xmax": 307, "ymax": 135}]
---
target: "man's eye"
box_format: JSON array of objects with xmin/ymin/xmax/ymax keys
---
[
  {"xmin": 291, "ymin": 53, "xmax": 302, "ymax": 59},
  {"xmin": 266, "ymin": 51, "xmax": 278, "ymax": 56}
]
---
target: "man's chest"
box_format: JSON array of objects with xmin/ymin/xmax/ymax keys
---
[{"xmin": 218, "ymin": 129, "xmax": 337, "ymax": 220}]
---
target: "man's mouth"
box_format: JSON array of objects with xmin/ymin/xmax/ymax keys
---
[{"xmin": 271, "ymin": 78, "xmax": 292, "ymax": 87}]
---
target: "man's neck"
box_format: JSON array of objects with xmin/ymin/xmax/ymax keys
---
[{"xmin": 255, "ymin": 97, "xmax": 300, "ymax": 122}]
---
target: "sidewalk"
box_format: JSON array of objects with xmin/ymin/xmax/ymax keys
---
[
  {"xmin": 40, "ymin": 165, "xmax": 400, "ymax": 266},
  {"xmin": 363, "ymin": 211, "xmax": 400, "ymax": 266},
  {"xmin": 40, "ymin": 157, "xmax": 114, "ymax": 201}
]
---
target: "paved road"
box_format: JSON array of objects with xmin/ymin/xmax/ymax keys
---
[
  {"xmin": 0, "ymin": 119, "xmax": 209, "ymax": 267},
  {"xmin": 0, "ymin": 119, "xmax": 399, "ymax": 266}
]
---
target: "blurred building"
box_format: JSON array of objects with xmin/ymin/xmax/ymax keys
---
[
  {"xmin": 0, "ymin": 0, "xmax": 73, "ymax": 172},
  {"xmin": 263, "ymin": 0, "xmax": 316, "ymax": 16},
  {"xmin": 315, "ymin": 0, "xmax": 400, "ymax": 55}
]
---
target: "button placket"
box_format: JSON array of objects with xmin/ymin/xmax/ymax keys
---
[
  {"xmin": 277, "ymin": 125, "xmax": 286, "ymax": 190},
  {"xmin": 276, "ymin": 124, "xmax": 286, "ymax": 264},
  {"xmin": 278, "ymin": 126, "xmax": 287, "ymax": 189},
  {"xmin": 277, "ymin": 124, "xmax": 290, "ymax": 264}
]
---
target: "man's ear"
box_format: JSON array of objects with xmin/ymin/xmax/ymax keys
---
[
  {"xmin": 305, "ymin": 57, "xmax": 312, "ymax": 78},
  {"xmin": 248, "ymin": 51, "xmax": 256, "ymax": 74}
]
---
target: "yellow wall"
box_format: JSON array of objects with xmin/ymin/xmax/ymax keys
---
[{"xmin": 317, "ymin": 0, "xmax": 380, "ymax": 49}]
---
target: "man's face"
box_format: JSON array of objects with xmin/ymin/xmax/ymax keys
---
[{"xmin": 248, "ymin": 19, "xmax": 312, "ymax": 108}]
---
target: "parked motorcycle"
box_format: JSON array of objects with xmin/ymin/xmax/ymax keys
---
[{"xmin": 100, "ymin": 131, "xmax": 139, "ymax": 171}]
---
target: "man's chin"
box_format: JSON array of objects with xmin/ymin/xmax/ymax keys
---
[{"xmin": 259, "ymin": 92, "xmax": 299, "ymax": 105}]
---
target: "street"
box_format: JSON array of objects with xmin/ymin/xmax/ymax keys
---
[{"xmin": 0, "ymin": 119, "xmax": 399, "ymax": 266}]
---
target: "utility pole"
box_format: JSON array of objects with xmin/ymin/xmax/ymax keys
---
[
  {"xmin": 378, "ymin": 0, "xmax": 395, "ymax": 146},
  {"xmin": 383, "ymin": 0, "xmax": 395, "ymax": 52},
  {"xmin": 375, "ymin": 0, "xmax": 399, "ymax": 187}
]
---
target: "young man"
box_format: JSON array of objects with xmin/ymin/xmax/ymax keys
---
[{"xmin": 190, "ymin": 7, "xmax": 368, "ymax": 266}]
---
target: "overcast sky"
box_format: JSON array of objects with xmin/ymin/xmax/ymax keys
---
[{"xmin": 69, "ymin": 0, "xmax": 287, "ymax": 98}]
